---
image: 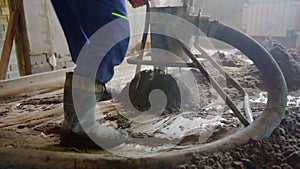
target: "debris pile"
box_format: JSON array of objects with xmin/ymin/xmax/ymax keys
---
[
  {"xmin": 269, "ymin": 44, "xmax": 300, "ymax": 91},
  {"xmin": 177, "ymin": 107, "xmax": 300, "ymax": 169}
]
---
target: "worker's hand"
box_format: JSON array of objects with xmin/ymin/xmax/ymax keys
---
[{"xmin": 128, "ymin": 0, "xmax": 148, "ymax": 8}]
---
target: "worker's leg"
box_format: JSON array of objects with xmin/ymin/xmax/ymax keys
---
[
  {"xmin": 52, "ymin": 0, "xmax": 129, "ymax": 84},
  {"xmin": 51, "ymin": 0, "xmax": 129, "ymax": 148},
  {"xmin": 61, "ymin": 72, "xmax": 127, "ymax": 148},
  {"xmin": 75, "ymin": 0, "xmax": 130, "ymax": 84},
  {"xmin": 72, "ymin": 0, "xmax": 130, "ymax": 100}
]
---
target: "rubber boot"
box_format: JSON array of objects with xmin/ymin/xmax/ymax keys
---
[
  {"xmin": 95, "ymin": 83, "xmax": 119, "ymax": 102},
  {"xmin": 60, "ymin": 72, "xmax": 128, "ymax": 149}
]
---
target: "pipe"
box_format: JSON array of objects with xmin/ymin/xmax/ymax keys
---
[{"xmin": 198, "ymin": 17, "xmax": 287, "ymax": 138}]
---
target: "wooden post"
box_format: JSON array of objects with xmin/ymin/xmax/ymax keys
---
[
  {"xmin": 8, "ymin": 0, "xmax": 31, "ymax": 76},
  {"xmin": 0, "ymin": 12, "xmax": 19, "ymax": 80}
]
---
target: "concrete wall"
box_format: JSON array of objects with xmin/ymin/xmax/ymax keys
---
[
  {"xmin": 24, "ymin": 0, "xmax": 69, "ymax": 56},
  {"xmin": 23, "ymin": 0, "xmax": 73, "ymax": 74},
  {"xmin": 242, "ymin": 0, "xmax": 299, "ymax": 38},
  {"xmin": 202, "ymin": 0, "xmax": 243, "ymax": 29}
]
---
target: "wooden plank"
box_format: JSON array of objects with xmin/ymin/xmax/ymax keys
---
[
  {"xmin": 0, "ymin": 147, "xmax": 188, "ymax": 169},
  {"xmin": 0, "ymin": 67, "xmax": 73, "ymax": 98},
  {"xmin": 0, "ymin": 11, "xmax": 19, "ymax": 80},
  {"xmin": 0, "ymin": 104, "xmax": 63, "ymax": 129},
  {"xmin": 1, "ymin": 101, "xmax": 119, "ymax": 130}
]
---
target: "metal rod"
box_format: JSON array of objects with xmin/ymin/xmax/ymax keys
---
[
  {"xmin": 127, "ymin": 56, "xmax": 196, "ymax": 68},
  {"xmin": 180, "ymin": 43, "xmax": 250, "ymax": 126},
  {"xmin": 195, "ymin": 48, "xmax": 253, "ymax": 122},
  {"xmin": 135, "ymin": 1, "xmax": 150, "ymax": 74}
]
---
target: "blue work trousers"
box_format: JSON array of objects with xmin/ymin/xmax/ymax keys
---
[{"xmin": 51, "ymin": 0, "xmax": 130, "ymax": 83}]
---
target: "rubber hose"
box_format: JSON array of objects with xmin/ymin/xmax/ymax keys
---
[{"xmin": 209, "ymin": 23, "xmax": 287, "ymax": 107}]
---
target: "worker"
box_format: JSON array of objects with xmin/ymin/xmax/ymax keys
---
[{"xmin": 51, "ymin": 0, "xmax": 146, "ymax": 148}]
